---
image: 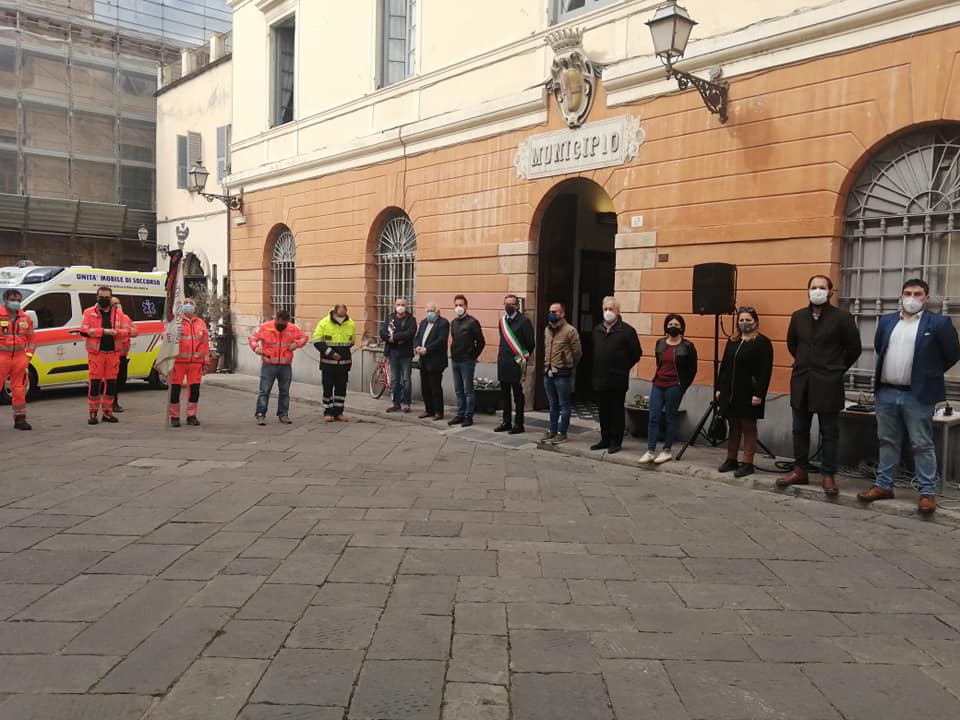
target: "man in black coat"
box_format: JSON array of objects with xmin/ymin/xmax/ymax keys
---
[
  {"xmin": 777, "ymin": 274, "xmax": 861, "ymax": 495},
  {"xmin": 495, "ymin": 294, "xmax": 536, "ymax": 434},
  {"xmin": 591, "ymin": 296, "xmax": 642, "ymax": 454},
  {"xmin": 414, "ymin": 301, "xmax": 450, "ymax": 420},
  {"xmin": 380, "ymin": 297, "xmax": 417, "ymax": 412}
]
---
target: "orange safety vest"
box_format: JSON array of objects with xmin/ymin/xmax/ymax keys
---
[
  {"xmin": 249, "ymin": 320, "xmax": 308, "ymax": 365},
  {"xmin": 176, "ymin": 315, "xmax": 210, "ymax": 364},
  {"xmin": 80, "ymin": 304, "xmax": 131, "ymax": 354},
  {"xmin": 0, "ymin": 306, "xmax": 35, "ymax": 356}
]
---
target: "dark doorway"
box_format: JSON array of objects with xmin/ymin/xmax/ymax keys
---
[{"xmin": 533, "ymin": 181, "xmax": 616, "ymax": 411}]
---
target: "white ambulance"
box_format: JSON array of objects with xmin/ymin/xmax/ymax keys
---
[{"xmin": 0, "ymin": 264, "xmax": 167, "ymax": 397}]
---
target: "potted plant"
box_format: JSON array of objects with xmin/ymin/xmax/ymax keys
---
[
  {"xmin": 625, "ymin": 393, "xmax": 651, "ymax": 438},
  {"xmin": 474, "ymin": 377, "xmax": 502, "ymax": 415}
]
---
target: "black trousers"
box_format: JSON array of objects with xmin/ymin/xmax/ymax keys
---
[
  {"xmin": 501, "ymin": 381, "xmax": 525, "ymax": 427},
  {"xmin": 597, "ymin": 389, "xmax": 627, "ymax": 446},
  {"xmin": 321, "ymin": 365, "xmax": 349, "ymax": 417},
  {"xmin": 420, "ymin": 368, "xmax": 445, "ymax": 416},
  {"xmin": 114, "ymin": 355, "xmax": 129, "ymax": 402}
]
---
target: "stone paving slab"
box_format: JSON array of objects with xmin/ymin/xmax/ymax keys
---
[{"xmin": 3, "ymin": 384, "xmax": 960, "ymax": 719}]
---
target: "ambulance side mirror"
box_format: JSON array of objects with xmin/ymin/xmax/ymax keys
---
[{"xmin": 25, "ymin": 310, "xmax": 38, "ymax": 328}]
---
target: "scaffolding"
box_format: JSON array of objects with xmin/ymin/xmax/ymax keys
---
[{"xmin": 0, "ymin": 0, "xmax": 230, "ymax": 269}]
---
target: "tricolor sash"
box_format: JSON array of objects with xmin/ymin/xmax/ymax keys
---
[{"xmin": 500, "ymin": 315, "xmax": 528, "ymax": 369}]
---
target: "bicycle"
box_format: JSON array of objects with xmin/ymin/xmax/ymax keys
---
[{"xmin": 369, "ymin": 354, "xmax": 392, "ymax": 399}]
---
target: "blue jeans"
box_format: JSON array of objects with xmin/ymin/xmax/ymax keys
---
[
  {"xmin": 792, "ymin": 409, "xmax": 840, "ymax": 474},
  {"xmin": 544, "ymin": 372, "xmax": 572, "ymax": 433},
  {"xmin": 389, "ymin": 353, "xmax": 412, "ymax": 407},
  {"xmin": 451, "ymin": 360, "xmax": 476, "ymax": 419},
  {"xmin": 874, "ymin": 386, "xmax": 938, "ymax": 495},
  {"xmin": 647, "ymin": 384, "xmax": 685, "ymax": 451},
  {"xmin": 256, "ymin": 363, "xmax": 292, "ymax": 417}
]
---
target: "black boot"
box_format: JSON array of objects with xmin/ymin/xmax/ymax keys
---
[
  {"xmin": 493, "ymin": 422, "xmax": 512, "ymax": 432},
  {"xmin": 13, "ymin": 415, "xmax": 31, "ymax": 431}
]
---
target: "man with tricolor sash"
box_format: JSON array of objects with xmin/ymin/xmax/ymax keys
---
[{"xmin": 495, "ymin": 294, "xmax": 535, "ymax": 435}]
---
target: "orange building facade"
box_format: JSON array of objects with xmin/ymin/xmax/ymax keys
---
[{"xmin": 229, "ymin": 21, "xmax": 960, "ymax": 452}]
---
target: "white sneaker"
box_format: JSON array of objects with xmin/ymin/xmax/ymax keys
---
[
  {"xmin": 654, "ymin": 450, "xmax": 673, "ymax": 464},
  {"xmin": 638, "ymin": 451, "xmax": 656, "ymax": 464}
]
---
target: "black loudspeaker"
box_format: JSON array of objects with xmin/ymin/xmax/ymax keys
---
[{"xmin": 692, "ymin": 263, "xmax": 737, "ymax": 315}]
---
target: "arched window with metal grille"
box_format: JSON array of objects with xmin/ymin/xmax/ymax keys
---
[
  {"xmin": 271, "ymin": 228, "xmax": 296, "ymax": 320},
  {"xmin": 375, "ymin": 213, "xmax": 417, "ymax": 330},
  {"xmin": 841, "ymin": 124, "xmax": 960, "ymax": 395}
]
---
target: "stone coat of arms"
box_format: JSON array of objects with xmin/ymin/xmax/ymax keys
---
[{"xmin": 546, "ymin": 28, "xmax": 601, "ymax": 129}]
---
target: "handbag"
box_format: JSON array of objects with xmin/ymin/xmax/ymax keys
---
[{"xmin": 707, "ymin": 414, "xmax": 728, "ymax": 442}]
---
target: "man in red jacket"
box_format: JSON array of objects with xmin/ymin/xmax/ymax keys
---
[
  {"xmin": 249, "ymin": 310, "xmax": 308, "ymax": 425},
  {"xmin": 168, "ymin": 297, "xmax": 209, "ymax": 427},
  {"xmin": 81, "ymin": 286, "xmax": 131, "ymax": 425},
  {"xmin": 0, "ymin": 289, "xmax": 35, "ymax": 430}
]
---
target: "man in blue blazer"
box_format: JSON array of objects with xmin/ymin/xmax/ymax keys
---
[
  {"xmin": 414, "ymin": 301, "xmax": 450, "ymax": 421},
  {"xmin": 858, "ymin": 278, "xmax": 960, "ymax": 515}
]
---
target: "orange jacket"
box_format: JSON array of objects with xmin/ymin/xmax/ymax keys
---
[
  {"xmin": 249, "ymin": 320, "xmax": 308, "ymax": 365},
  {"xmin": 0, "ymin": 306, "xmax": 35, "ymax": 356},
  {"xmin": 80, "ymin": 304, "xmax": 131, "ymax": 354},
  {"xmin": 176, "ymin": 315, "xmax": 210, "ymax": 364}
]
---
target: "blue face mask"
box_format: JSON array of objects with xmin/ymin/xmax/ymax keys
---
[
  {"xmin": 426, "ymin": 311, "xmax": 437, "ymax": 322},
  {"xmin": 6, "ymin": 301, "xmax": 20, "ymax": 312},
  {"xmin": 546, "ymin": 312, "xmax": 559, "ymax": 324},
  {"xmin": 182, "ymin": 304, "xmax": 195, "ymax": 314}
]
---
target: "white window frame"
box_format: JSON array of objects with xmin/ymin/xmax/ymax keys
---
[
  {"xmin": 379, "ymin": 0, "xmax": 417, "ymax": 88},
  {"xmin": 553, "ymin": 0, "xmax": 617, "ymax": 24},
  {"xmin": 271, "ymin": 17, "xmax": 296, "ymax": 127},
  {"xmin": 375, "ymin": 214, "xmax": 417, "ymax": 330},
  {"xmin": 271, "ymin": 228, "xmax": 296, "ymax": 320}
]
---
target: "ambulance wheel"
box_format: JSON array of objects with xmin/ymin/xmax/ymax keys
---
[{"xmin": 148, "ymin": 368, "xmax": 168, "ymax": 389}]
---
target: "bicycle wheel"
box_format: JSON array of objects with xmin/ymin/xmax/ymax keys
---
[{"xmin": 370, "ymin": 363, "xmax": 387, "ymax": 399}]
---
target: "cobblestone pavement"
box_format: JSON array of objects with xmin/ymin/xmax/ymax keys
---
[{"xmin": 1, "ymin": 385, "xmax": 960, "ymax": 720}]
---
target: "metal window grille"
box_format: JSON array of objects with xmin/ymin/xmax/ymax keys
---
[
  {"xmin": 271, "ymin": 229, "xmax": 296, "ymax": 320},
  {"xmin": 841, "ymin": 125, "xmax": 960, "ymax": 396},
  {"xmin": 376, "ymin": 215, "xmax": 417, "ymax": 331}
]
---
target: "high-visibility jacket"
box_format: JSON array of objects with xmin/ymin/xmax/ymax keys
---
[
  {"xmin": 313, "ymin": 312, "xmax": 356, "ymax": 366},
  {"xmin": 249, "ymin": 320, "xmax": 308, "ymax": 365},
  {"xmin": 80, "ymin": 304, "xmax": 131, "ymax": 354},
  {"xmin": 117, "ymin": 315, "xmax": 137, "ymax": 355},
  {"xmin": 0, "ymin": 306, "xmax": 35, "ymax": 357},
  {"xmin": 176, "ymin": 315, "xmax": 210, "ymax": 364}
]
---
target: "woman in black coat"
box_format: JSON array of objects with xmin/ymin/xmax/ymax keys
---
[{"xmin": 715, "ymin": 307, "xmax": 774, "ymax": 478}]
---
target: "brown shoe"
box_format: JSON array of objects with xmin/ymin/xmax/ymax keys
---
[
  {"xmin": 336, "ymin": 415, "xmax": 349, "ymax": 422},
  {"xmin": 776, "ymin": 467, "xmax": 809, "ymax": 487},
  {"xmin": 433, "ymin": 414, "xmax": 444, "ymax": 421},
  {"xmin": 418, "ymin": 411, "xmax": 433, "ymax": 419},
  {"xmin": 324, "ymin": 416, "xmax": 335, "ymax": 423},
  {"xmin": 857, "ymin": 486, "xmax": 895, "ymax": 502},
  {"xmin": 821, "ymin": 474, "xmax": 839, "ymax": 497},
  {"xmin": 918, "ymin": 495, "xmax": 937, "ymax": 515}
]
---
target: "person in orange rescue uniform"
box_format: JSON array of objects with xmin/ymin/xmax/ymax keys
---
[
  {"xmin": 0, "ymin": 288, "xmax": 35, "ymax": 430},
  {"xmin": 168, "ymin": 297, "xmax": 209, "ymax": 427},
  {"xmin": 110, "ymin": 295, "xmax": 137, "ymax": 413},
  {"xmin": 80, "ymin": 286, "xmax": 131, "ymax": 425}
]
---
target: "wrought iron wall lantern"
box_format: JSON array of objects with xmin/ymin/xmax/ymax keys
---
[
  {"xmin": 646, "ymin": 0, "xmax": 729, "ymax": 123},
  {"xmin": 188, "ymin": 161, "xmax": 244, "ymax": 212}
]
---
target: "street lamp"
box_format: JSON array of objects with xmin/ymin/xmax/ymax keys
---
[
  {"xmin": 187, "ymin": 161, "xmax": 243, "ymax": 212},
  {"xmin": 646, "ymin": 0, "xmax": 729, "ymax": 123}
]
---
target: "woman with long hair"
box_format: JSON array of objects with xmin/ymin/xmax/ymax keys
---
[
  {"xmin": 639, "ymin": 313, "xmax": 698, "ymax": 465},
  {"xmin": 715, "ymin": 307, "xmax": 774, "ymax": 477}
]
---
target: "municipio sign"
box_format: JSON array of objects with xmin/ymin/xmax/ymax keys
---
[{"xmin": 514, "ymin": 115, "xmax": 645, "ymax": 180}]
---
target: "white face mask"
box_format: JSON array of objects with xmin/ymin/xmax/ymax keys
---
[
  {"xmin": 454, "ymin": 306, "xmax": 466, "ymax": 317},
  {"xmin": 902, "ymin": 297, "xmax": 924, "ymax": 315},
  {"xmin": 395, "ymin": 305, "xmax": 406, "ymax": 314},
  {"xmin": 603, "ymin": 310, "xmax": 616, "ymax": 323},
  {"xmin": 808, "ymin": 288, "xmax": 829, "ymax": 306}
]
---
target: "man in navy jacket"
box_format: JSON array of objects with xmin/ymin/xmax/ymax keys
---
[
  {"xmin": 858, "ymin": 278, "xmax": 960, "ymax": 515},
  {"xmin": 414, "ymin": 301, "xmax": 450, "ymax": 420}
]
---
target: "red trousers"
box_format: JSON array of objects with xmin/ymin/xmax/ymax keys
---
[
  {"xmin": 0, "ymin": 352, "xmax": 29, "ymax": 418},
  {"xmin": 169, "ymin": 361, "xmax": 203, "ymax": 419},
  {"xmin": 87, "ymin": 351, "xmax": 120, "ymax": 416}
]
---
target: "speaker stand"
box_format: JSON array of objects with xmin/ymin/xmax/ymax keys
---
[{"xmin": 676, "ymin": 314, "xmax": 724, "ymax": 459}]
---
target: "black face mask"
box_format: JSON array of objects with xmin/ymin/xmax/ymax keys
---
[
  {"xmin": 97, "ymin": 297, "xmax": 111, "ymax": 309},
  {"xmin": 666, "ymin": 326, "xmax": 682, "ymax": 337}
]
